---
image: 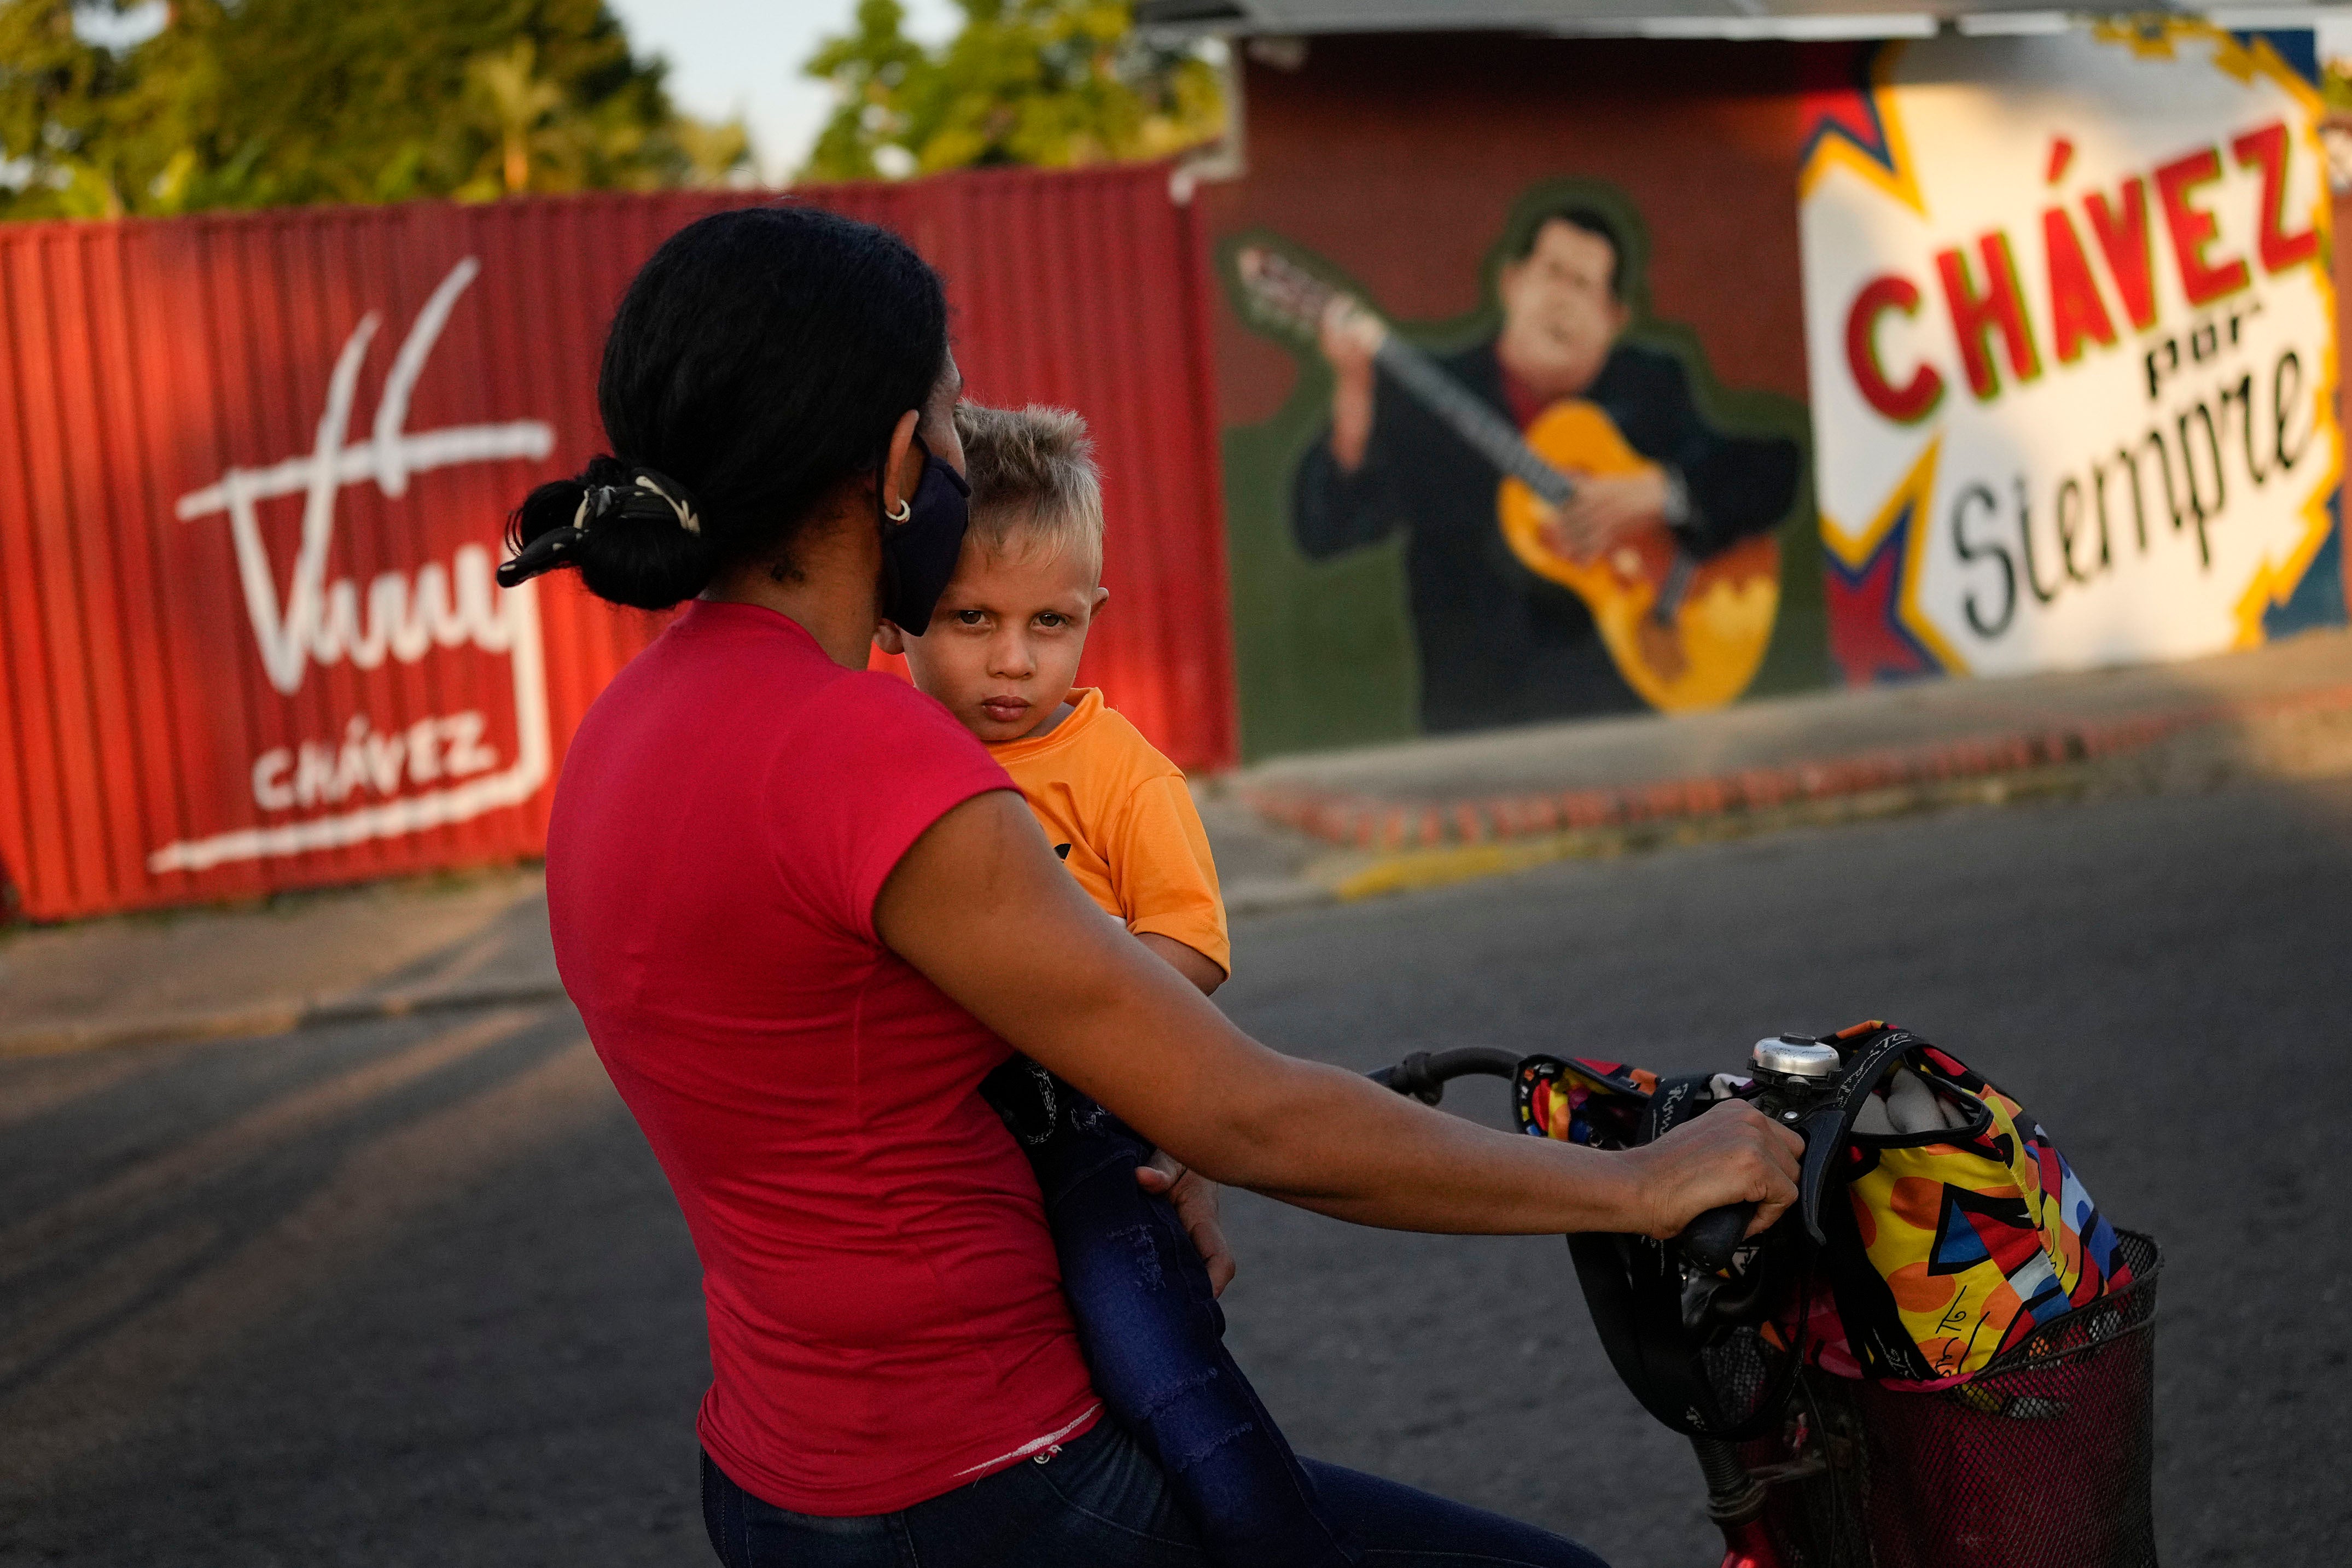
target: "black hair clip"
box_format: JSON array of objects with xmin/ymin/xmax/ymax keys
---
[
  {"xmin": 496, "ymin": 524, "xmax": 580, "ymax": 588},
  {"xmin": 494, "ymin": 465, "xmax": 705, "ymax": 589}
]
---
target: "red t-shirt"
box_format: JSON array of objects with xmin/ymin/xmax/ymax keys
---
[{"xmin": 546, "ymin": 600, "xmax": 1099, "ymax": 1515}]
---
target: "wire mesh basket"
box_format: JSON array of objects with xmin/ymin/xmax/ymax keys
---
[{"xmin": 1742, "ymin": 1229, "xmax": 2162, "ymax": 1568}]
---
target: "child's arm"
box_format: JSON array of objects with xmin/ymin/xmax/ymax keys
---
[
  {"xmin": 1112, "ymin": 773, "xmax": 1232, "ymax": 994},
  {"xmin": 1138, "ymin": 931, "xmax": 1224, "ymax": 995}
]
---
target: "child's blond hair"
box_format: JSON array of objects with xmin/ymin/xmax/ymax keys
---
[{"xmin": 952, "ymin": 403, "xmax": 1104, "ymax": 579}]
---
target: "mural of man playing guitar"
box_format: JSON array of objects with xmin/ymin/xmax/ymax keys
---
[{"xmin": 1286, "ymin": 203, "xmax": 1802, "ymax": 731}]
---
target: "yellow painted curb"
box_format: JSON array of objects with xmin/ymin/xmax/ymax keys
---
[
  {"xmin": 1333, "ymin": 836, "xmax": 1604, "ymax": 901},
  {"xmin": 1324, "ymin": 766, "xmax": 2122, "ymax": 903}
]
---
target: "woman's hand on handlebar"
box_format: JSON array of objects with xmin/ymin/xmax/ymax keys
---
[
  {"xmin": 1137, "ymin": 1153, "xmax": 1235, "ymax": 1297},
  {"xmin": 1626, "ymin": 1100, "xmax": 1804, "ymax": 1240}
]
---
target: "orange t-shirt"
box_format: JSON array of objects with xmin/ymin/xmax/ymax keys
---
[{"xmin": 988, "ymin": 687, "xmax": 1230, "ymax": 976}]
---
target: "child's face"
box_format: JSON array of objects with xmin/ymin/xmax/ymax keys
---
[{"xmin": 881, "ymin": 533, "xmax": 1107, "ymax": 744}]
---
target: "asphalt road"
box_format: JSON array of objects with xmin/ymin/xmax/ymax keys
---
[{"xmin": 3, "ymin": 778, "xmax": 2347, "ymax": 1566}]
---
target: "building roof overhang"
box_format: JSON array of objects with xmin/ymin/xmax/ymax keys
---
[{"xmin": 1136, "ymin": 1, "xmax": 2352, "ymax": 43}]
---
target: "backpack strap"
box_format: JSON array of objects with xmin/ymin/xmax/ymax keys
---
[
  {"xmin": 1788, "ymin": 1025, "xmax": 1916, "ymax": 1244},
  {"xmin": 1813, "ymin": 1146, "xmax": 1943, "ymax": 1381},
  {"xmin": 1799, "ymin": 1024, "xmax": 1993, "ymax": 1382}
]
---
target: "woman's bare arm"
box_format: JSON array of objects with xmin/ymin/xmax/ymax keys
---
[{"xmin": 876, "ymin": 792, "xmax": 1800, "ymax": 1238}]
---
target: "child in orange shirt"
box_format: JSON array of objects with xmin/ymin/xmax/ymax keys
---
[
  {"xmin": 875, "ymin": 404, "xmax": 1354, "ymax": 1568},
  {"xmin": 877, "ymin": 403, "xmax": 1229, "ymax": 997}
]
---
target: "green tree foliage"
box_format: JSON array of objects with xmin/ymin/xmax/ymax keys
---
[
  {"xmin": 0, "ymin": 0, "xmax": 751, "ymax": 220},
  {"xmin": 801, "ymin": 0, "xmax": 1224, "ymax": 182}
]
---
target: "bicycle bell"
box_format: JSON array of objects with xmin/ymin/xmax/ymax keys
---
[{"xmin": 1750, "ymin": 1035, "xmax": 1841, "ymax": 1082}]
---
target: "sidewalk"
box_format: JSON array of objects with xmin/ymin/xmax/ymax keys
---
[
  {"xmin": 5, "ymin": 628, "xmax": 2348, "ymax": 1059},
  {"xmin": 0, "ymin": 869, "xmax": 561, "ymax": 1059},
  {"xmin": 1212, "ymin": 625, "xmax": 2352, "ymax": 900}
]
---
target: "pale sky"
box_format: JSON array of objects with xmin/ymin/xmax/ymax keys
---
[{"xmin": 607, "ymin": 0, "xmax": 962, "ymax": 183}]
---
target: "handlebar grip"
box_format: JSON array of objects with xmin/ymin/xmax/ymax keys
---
[
  {"xmin": 1675, "ymin": 1201, "xmax": 1755, "ymax": 1273},
  {"xmin": 1366, "ymin": 1047, "xmax": 1520, "ymax": 1105}
]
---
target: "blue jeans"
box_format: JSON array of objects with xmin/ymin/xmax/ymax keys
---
[
  {"xmin": 701, "ymin": 1421, "xmax": 1610, "ymax": 1567},
  {"xmin": 1019, "ymin": 1082, "xmax": 1355, "ymax": 1568}
]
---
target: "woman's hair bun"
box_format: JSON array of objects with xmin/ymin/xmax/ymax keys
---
[
  {"xmin": 504, "ymin": 455, "xmax": 717, "ymax": 610},
  {"xmin": 504, "ymin": 206, "xmax": 950, "ymax": 613}
]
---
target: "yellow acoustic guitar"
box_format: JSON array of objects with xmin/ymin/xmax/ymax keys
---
[{"xmin": 1238, "ymin": 246, "xmax": 1779, "ymax": 712}]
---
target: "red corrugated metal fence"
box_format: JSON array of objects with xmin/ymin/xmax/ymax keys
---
[{"xmin": 0, "ymin": 168, "xmax": 1236, "ymax": 921}]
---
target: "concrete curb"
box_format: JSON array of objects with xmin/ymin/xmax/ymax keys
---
[
  {"xmin": 1219, "ymin": 876, "xmax": 1343, "ymax": 919},
  {"xmin": 1233, "ymin": 682, "xmax": 2352, "ymax": 855},
  {"xmin": 0, "ymin": 977, "xmax": 569, "ymax": 1060}
]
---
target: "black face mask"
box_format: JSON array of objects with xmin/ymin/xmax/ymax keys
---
[{"xmin": 878, "ymin": 433, "xmax": 970, "ymax": 636}]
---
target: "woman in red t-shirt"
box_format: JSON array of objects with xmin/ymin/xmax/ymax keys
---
[{"xmin": 508, "ymin": 207, "xmax": 1798, "ymax": 1568}]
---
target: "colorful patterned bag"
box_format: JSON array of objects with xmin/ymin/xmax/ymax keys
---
[
  {"xmin": 1811, "ymin": 1027, "xmax": 2133, "ymax": 1387},
  {"xmin": 1513, "ymin": 1023, "xmax": 2134, "ymax": 1391}
]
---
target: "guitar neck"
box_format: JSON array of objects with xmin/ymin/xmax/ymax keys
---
[
  {"xmin": 1372, "ymin": 336, "xmax": 1574, "ymax": 505},
  {"xmin": 1372, "ymin": 333, "xmax": 1698, "ymax": 622}
]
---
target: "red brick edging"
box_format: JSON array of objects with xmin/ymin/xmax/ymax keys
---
[{"xmin": 1233, "ymin": 684, "xmax": 2352, "ymax": 853}]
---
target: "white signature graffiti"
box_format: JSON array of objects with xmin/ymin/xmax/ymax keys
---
[
  {"xmin": 251, "ymin": 710, "xmax": 502, "ymax": 812},
  {"xmin": 150, "ymin": 258, "xmax": 556, "ymax": 875},
  {"xmin": 173, "ymin": 257, "xmax": 550, "ymax": 694}
]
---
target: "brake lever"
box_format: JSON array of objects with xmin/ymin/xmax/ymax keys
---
[{"xmin": 1791, "ymin": 1101, "xmax": 1848, "ymax": 1245}]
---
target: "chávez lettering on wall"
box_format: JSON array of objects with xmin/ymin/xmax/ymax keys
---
[
  {"xmin": 1799, "ymin": 25, "xmax": 2343, "ymax": 686},
  {"xmin": 150, "ymin": 258, "xmax": 558, "ymax": 874}
]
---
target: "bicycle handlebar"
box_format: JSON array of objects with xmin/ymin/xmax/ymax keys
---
[
  {"xmin": 1370, "ymin": 1047, "xmax": 1773, "ymax": 1272},
  {"xmin": 1675, "ymin": 1201, "xmax": 1757, "ymax": 1273},
  {"xmin": 1365, "ymin": 1047, "xmax": 1518, "ymax": 1105}
]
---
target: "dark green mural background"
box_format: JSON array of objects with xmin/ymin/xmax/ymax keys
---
[{"xmin": 1218, "ymin": 178, "xmax": 1829, "ymax": 762}]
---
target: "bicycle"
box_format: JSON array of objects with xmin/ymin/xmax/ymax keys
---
[{"xmin": 1369, "ymin": 1036, "xmax": 2162, "ymax": 1568}]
